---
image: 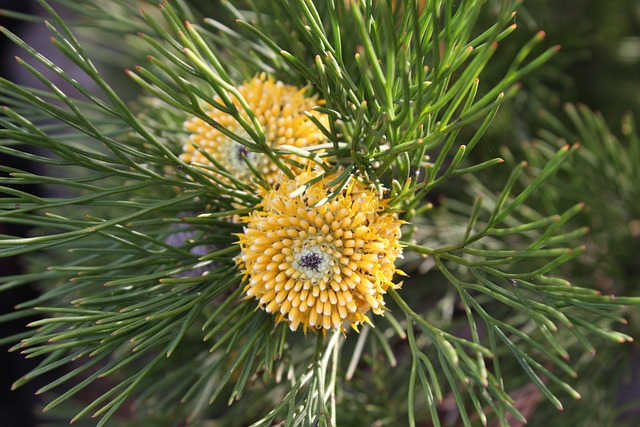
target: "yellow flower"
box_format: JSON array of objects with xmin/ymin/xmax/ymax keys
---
[
  {"xmin": 236, "ymin": 170, "xmax": 404, "ymax": 333},
  {"xmin": 181, "ymin": 73, "xmax": 328, "ymax": 186}
]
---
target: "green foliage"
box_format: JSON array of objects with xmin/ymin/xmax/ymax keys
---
[{"xmin": 0, "ymin": 1, "xmax": 637, "ymax": 426}]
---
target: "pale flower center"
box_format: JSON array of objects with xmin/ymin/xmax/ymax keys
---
[
  {"xmin": 222, "ymin": 133, "xmax": 264, "ymax": 176},
  {"xmin": 292, "ymin": 245, "xmax": 332, "ymax": 280}
]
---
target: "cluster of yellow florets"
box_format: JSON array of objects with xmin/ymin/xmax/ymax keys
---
[
  {"xmin": 181, "ymin": 73, "xmax": 328, "ymax": 186},
  {"xmin": 182, "ymin": 75, "xmax": 405, "ymax": 333},
  {"xmin": 236, "ymin": 170, "xmax": 404, "ymax": 333}
]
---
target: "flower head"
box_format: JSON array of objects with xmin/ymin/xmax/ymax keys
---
[
  {"xmin": 181, "ymin": 73, "xmax": 328, "ymax": 186},
  {"xmin": 236, "ymin": 170, "xmax": 404, "ymax": 332}
]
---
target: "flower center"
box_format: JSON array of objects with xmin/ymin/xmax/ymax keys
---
[
  {"xmin": 292, "ymin": 245, "xmax": 331, "ymax": 280},
  {"xmin": 299, "ymin": 252, "xmax": 323, "ymax": 272},
  {"xmin": 223, "ymin": 134, "xmax": 264, "ymax": 178},
  {"xmin": 235, "ymin": 144, "xmax": 249, "ymax": 162}
]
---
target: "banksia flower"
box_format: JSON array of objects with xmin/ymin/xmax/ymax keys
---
[
  {"xmin": 181, "ymin": 73, "xmax": 328, "ymax": 187},
  {"xmin": 236, "ymin": 170, "xmax": 404, "ymax": 332},
  {"xmin": 5, "ymin": 2, "xmax": 634, "ymax": 426}
]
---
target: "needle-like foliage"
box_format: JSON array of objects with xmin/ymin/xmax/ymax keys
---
[{"xmin": 0, "ymin": 1, "xmax": 637, "ymax": 426}]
